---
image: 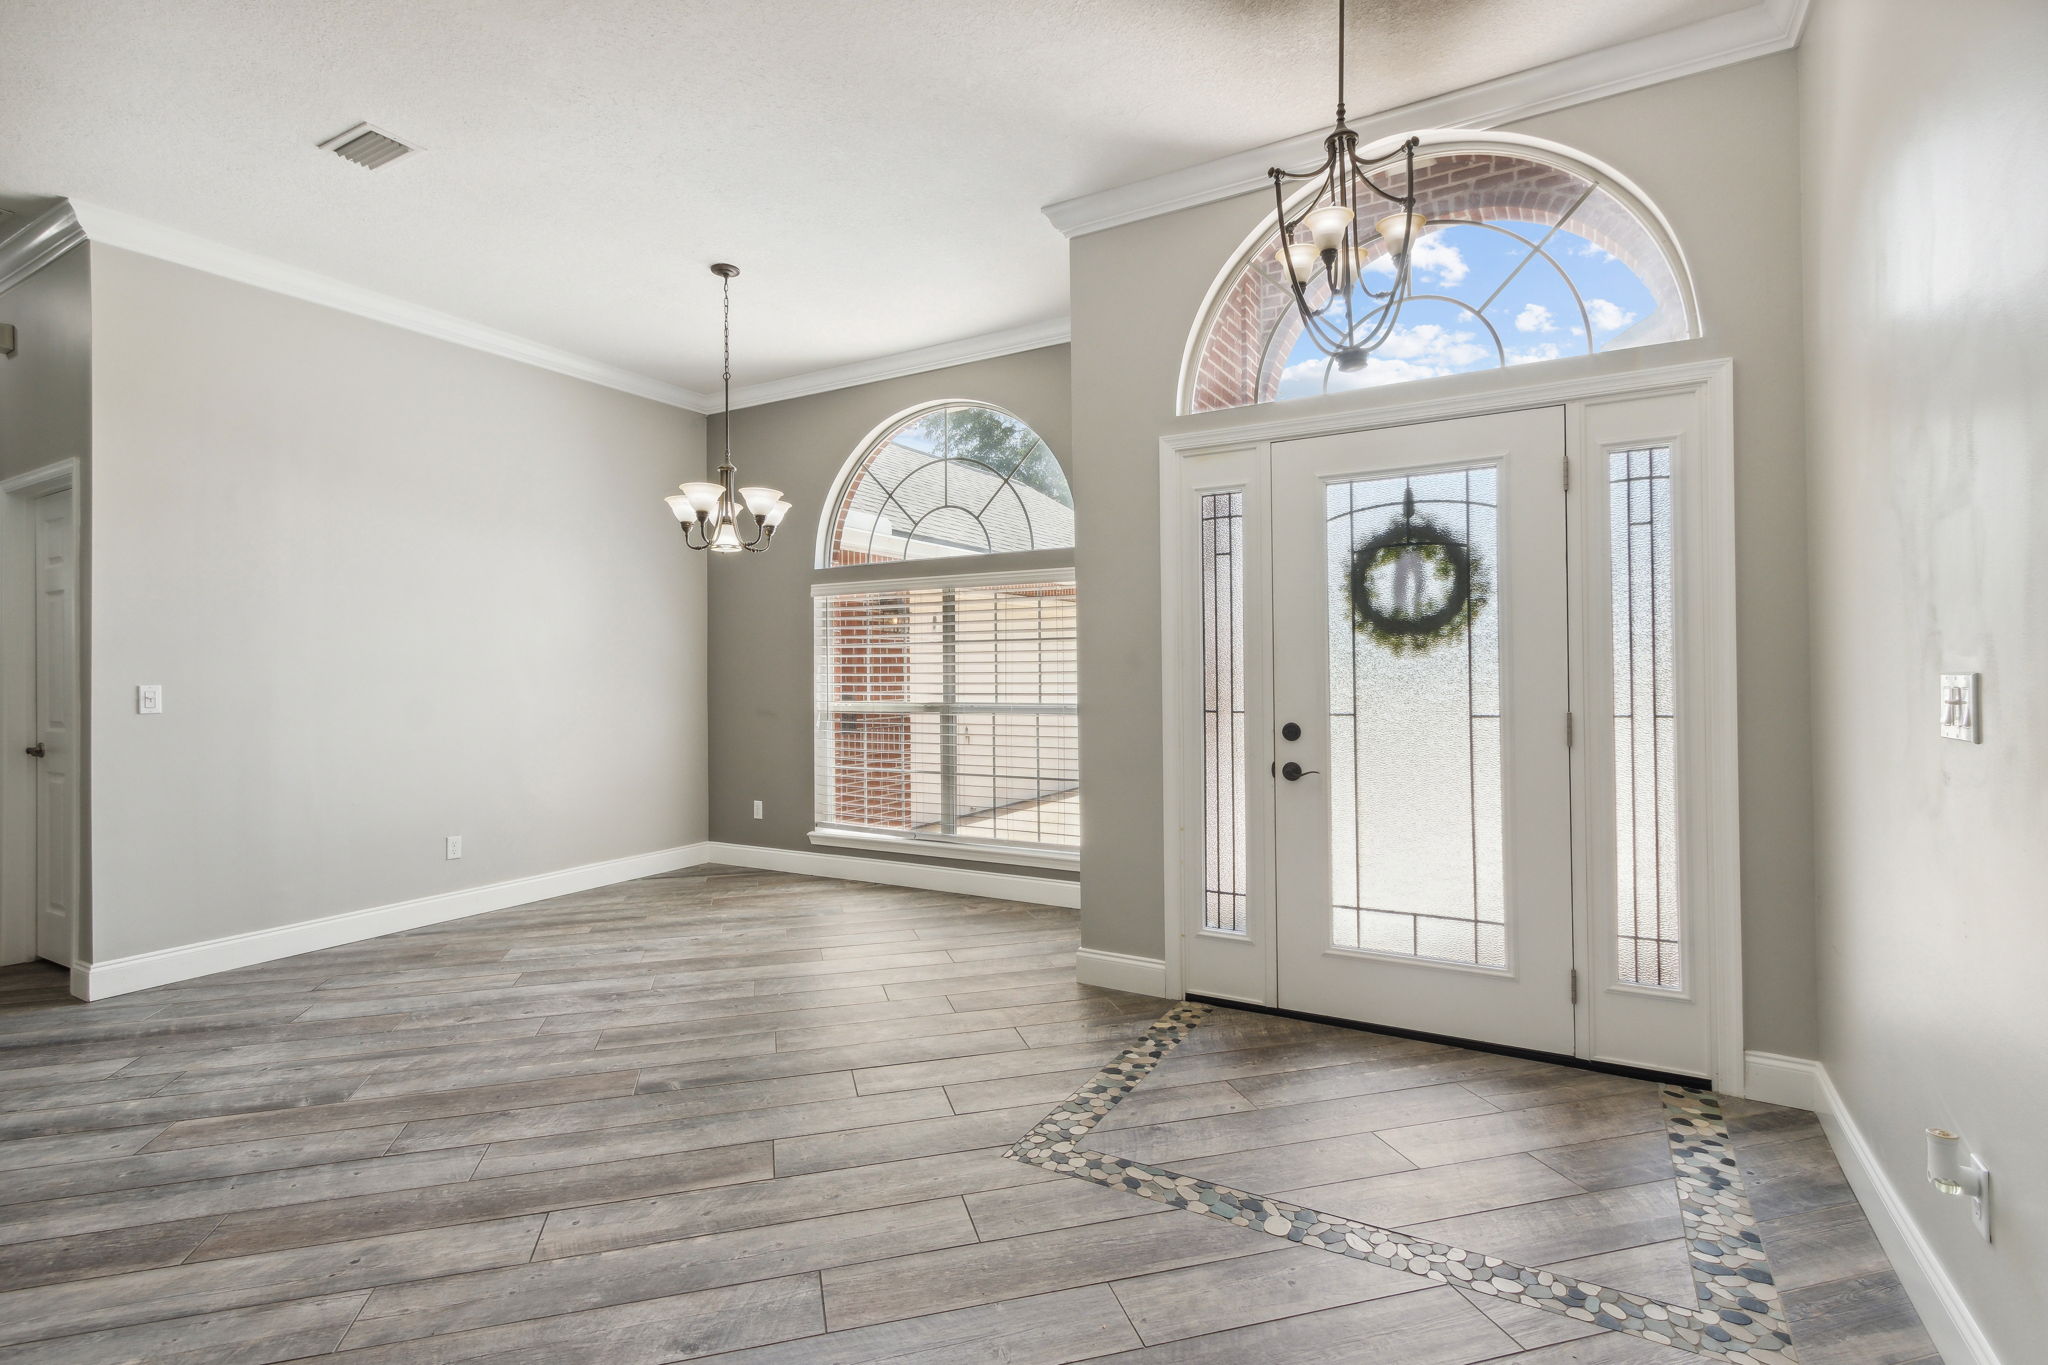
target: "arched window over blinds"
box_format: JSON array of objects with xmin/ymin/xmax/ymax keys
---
[
  {"xmin": 813, "ymin": 403, "xmax": 1078, "ymax": 865},
  {"xmin": 821, "ymin": 403, "xmax": 1073, "ymax": 566}
]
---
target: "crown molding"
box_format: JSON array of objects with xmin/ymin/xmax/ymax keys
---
[
  {"xmin": 60, "ymin": 200, "xmax": 717, "ymax": 411},
  {"xmin": 1042, "ymin": 0, "xmax": 1810, "ymax": 237},
  {"xmin": 0, "ymin": 200, "xmax": 88, "ymax": 294},
  {"xmin": 26, "ymin": 199, "xmax": 1068, "ymax": 416},
  {"xmin": 725, "ymin": 317, "xmax": 1071, "ymax": 412}
]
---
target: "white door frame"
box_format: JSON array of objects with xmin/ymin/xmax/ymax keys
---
[
  {"xmin": 1, "ymin": 458, "xmax": 83, "ymax": 970},
  {"xmin": 1158, "ymin": 357, "xmax": 1744, "ymax": 1092}
]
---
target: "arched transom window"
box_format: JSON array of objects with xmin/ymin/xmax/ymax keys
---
[
  {"xmin": 823, "ymin": 403, "xmax": 1073, "ymax": 566},
  {"xmin": 813, "ymin": 403, "xmax": 1078, "ymax": 866},
  {"xmin": 1185, "ymin": 139, "xmax": 1696, "ymax": 413}
]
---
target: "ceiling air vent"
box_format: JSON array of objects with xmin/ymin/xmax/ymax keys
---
[{"xmin": 318, "ymin": 122, "xmax": 418, "ymax": 170}]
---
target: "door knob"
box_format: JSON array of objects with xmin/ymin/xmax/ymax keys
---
[
  {"xmin": 23, "ymin": 744, "xmax": 44, "ymax": 758},
  {"xmin": 1281, "ymin": 722, "xmax": 1302, "ymax": 741},
  {"xmin": 1281, "ymin": 761, "xmax": 1319, "ymax": 781}
]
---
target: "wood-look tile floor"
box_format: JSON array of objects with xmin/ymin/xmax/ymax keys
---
[{"xmin": 0, "ymin": 866, "xmax": 1939, "ymax": 1363}]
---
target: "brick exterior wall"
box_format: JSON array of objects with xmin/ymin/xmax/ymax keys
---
[{"xmin": 1188, "ymin": 151, "xmax": 1687, "ymax": 413}]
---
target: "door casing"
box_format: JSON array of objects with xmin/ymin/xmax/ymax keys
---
[{"xmin": 1158, "ymin": 358, "xmax": 1743, "ymax": 1092}]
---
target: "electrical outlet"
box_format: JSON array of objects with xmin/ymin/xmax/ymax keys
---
[
  {"xmin": 752, "ymin": 800, "xmax": 764, "ymax": 820},
  {"xmin": 445, "ymin": 835, "xmax": 462, "ymax": 860},
  {"xmin": 137, "ymin": 684, "xmax": 163, "ymax": 714}
]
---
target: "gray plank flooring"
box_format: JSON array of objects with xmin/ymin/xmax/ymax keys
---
[{"xmin": 0, "ymin": 865, "xmax": 1937, "ymax": 1362}]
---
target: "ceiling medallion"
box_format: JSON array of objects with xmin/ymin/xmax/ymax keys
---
[
  {"xmin": 665, "ymin": 263, "xmax": 791, "ymax": 552},
  {"xmin": 1268, "ymin": 0, "xmax": 1428, "ymax": 372}
]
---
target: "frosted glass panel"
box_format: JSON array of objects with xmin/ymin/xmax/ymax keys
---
[
  {"xmin": 1200, "ymin": 492, "xmax": 1248, "ymax": 933},
  {"xmin": 1326, "ymin": 467, "xmax": 1505, "ymax": 968},
  {"xmin": 1609, "ymin": 447, "xmax": 1682, "ymax": 989}
]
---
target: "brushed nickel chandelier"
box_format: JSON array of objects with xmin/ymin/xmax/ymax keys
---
[
  {"xmin": 665, "ymin": 263, "xmax": 791, "ymax": 552},
  {"xmin": 1268, "ymin": 0, "xmax": 1428, "ymax": 372}
]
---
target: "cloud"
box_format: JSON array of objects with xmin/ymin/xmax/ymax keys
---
[
  {"xmin": 1364, "ymin": 233, "xmax": 1469, "ymax": 286},
  {"xmin": 1587, "ymin": 298, "xmax": 1638, "ymax": 332},
  {"xmin": 1575, "ymin": 240, "xmax": 1619, "ymax": 263},
  {"xmin": 1506, "ymin": 342, "xmax": 1563, "ymax": 367},
  {"xmin": 1515, "ymin": 303, "xmax": 1556, "ymax": 333},
  {"xmin": 1282, "ymin": 322, "xmax": 1495, "ymax": 393}
]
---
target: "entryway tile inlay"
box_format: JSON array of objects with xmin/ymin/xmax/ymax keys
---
[{"xmin": 1007, "ymin": 1002, "xmax": 1798, "ymax": 1363}]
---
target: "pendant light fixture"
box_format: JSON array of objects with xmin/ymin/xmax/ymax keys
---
[
  {"xmin": 666, "ymin": 263, "xmax": 791, "ymax": 552},
  {"xmin": 1268, "ymin": 0, "xmax": 1427, "ymax": 372}
]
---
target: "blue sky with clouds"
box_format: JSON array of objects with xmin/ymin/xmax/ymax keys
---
[{"xmin": 1274, "ymin": 217, "xmax": 1662, "ymax": 399}]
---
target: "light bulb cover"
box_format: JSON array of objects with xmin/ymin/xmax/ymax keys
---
[
  {"xmin": 679, "ymin": 481, "xmax": 725, "ymax": 516},
  {"xmin": 1275, "ymin": 241, "xmax": 1322, "ymax": 287},
  {"xmin": 1375, "ymin": 212, "xmax": 1429, "ymax": 255},
  {"xmin": 1304, "ymin": 204, "xmax": 1355, "ymax": 251},
  {"xmin": 763, "ymin": 499, "xmax": 793, "ymax": 529},
  {"xmin": 737, "ymin": 486, "xmax": 784, "ymax": 519},
  {"xmin": 665, "ymin": 494, "xmax": 699, "ymax": 524},
  {"xmin": 710, "ymin": 520, "xmax": 743, "ymax": 552}
]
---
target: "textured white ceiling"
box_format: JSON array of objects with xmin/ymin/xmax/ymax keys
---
[{"xmin": 0, "ymin": 0, "xmax": 1749, "ymax": 393}]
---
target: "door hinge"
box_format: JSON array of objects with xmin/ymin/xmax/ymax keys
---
[
  {"xmin": 1562, "ymin": 454, "xmax": 1571, "ymax": 492},
  {"xmin": 1570, "ymin": 968, "xmax": 1580, "ymax": 1004},
  {"xmin": 1565, "ymin": 711, "xmax": 1575, "ymax": 747}
]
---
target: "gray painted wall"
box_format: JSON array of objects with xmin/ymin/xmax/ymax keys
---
[
  {"xmin": 1070, "ymin": 55, "xmax": 1818, "ymax": 1057},
  {"xmin": 1801, "ymin": 0, "xmax": 2047, "ymax": 1351},
  {"xmin": 0, "ymin": 242, "xmax": 92, "ymax": 957},
  {"xmin": 704, "ymin": 343, "xmax": 1074, "ymax": 882},
  {"xmin": 86, "ymin": 245, "xmax": 708, "ymax": 961}
]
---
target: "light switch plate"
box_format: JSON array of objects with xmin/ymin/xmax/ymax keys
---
[
  {"xmin": 1939, "ymin": 673, "xmax": 1979, "ymax": 742},
  {"xmin": 137, "ymin": 684, "xmax": 163, "ymax": 715}
]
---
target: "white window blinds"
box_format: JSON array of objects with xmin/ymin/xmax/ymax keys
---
[{"xmin": 814, "ymin": 574, "xmax": 1078, "ymax": 854}]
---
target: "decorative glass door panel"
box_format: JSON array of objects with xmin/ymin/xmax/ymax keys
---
[
  {"xmin": 1272, "ymin": 408, "xmax": 1574, "ymax": 1055},
  {"xmin": 1327, "ymin": 467, "xmax": 1505, "ymax": 968}
]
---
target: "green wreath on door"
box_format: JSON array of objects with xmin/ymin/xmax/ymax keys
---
[{"xmin": 1345, "ymin": 486, "xmax": 1489, "ymax": 655}]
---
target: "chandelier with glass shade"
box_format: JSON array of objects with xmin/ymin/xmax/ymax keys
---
[
  {"xmin": 665, "ymin": 263, "xmax": 791, "ymax": 552},
  {"xmin": 1268, "ymin": 0, "xmax": 1428, "ymax": 373}
]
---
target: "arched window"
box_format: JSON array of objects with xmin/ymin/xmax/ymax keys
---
[
  {"xmin": 822, "ymin": 403, "xmax": 1073, "ymax": 566},
  {"xmin": 812, "ymin": 403, "xmax": 1077, "ymax": 866},
  {"xmin": 1184, "ymin": 138, "xmax": 1697, "ymax": 413}
]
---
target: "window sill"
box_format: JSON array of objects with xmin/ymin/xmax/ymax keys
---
[{"xmin": 807, "ymin": 827, "xmax": 1080, "ymax": 873}]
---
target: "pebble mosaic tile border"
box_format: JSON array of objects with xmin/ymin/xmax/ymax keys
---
[{"xmin": 1005, "ymin": 1003, "xmax": 1798, "ymax": 1363}]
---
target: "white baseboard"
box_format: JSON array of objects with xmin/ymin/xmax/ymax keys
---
[
  {"xmin": 1074, "ymin": 947, "xmax": 1168, "ymax": 997},
  {"xmin": 77, "ymin": 842, "xmax": 716, "ymax": 1000},
  {"xmin": 700, "ymin": 840, "xmax": 1080, "ymax": 909},
  {"xmin": 1741, "ymin": 1050, "xmax": 1825, "ymax": 1110},
  {"xmin": 1742, "ymin": 1050, "xmax": 2000, "ymax": 1365}
]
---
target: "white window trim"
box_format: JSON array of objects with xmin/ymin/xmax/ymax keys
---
[{"xmin": 807, "ymin": 826, "xmax": 1080, "ymax": 871}]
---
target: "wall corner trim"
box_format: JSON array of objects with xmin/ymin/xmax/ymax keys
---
[
  {"xmin": 75, "ymin": 843, "xmax": 718, "ymax": 999},
  {"xmin": 699, "ymin": 840, "xmax": 1079, "ymax": 909},
  {"xmin": 0, "ymin": 200, "xmax": 87, "ymax": 295},
  {"xmin": 1074, "ymin": 947, "xmax": 1169, "ymax": 998},
  {"xmin": 1040, "ymin": 0, "xmax": 1811, "ymax": 238},
  {"xmin": 1742, "ymin": 1050, "xmax": 2004, "ymax": 1365}
]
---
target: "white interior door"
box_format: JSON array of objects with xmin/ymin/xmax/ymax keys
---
[
  {"xmin": 32, "ymin": 487, "xmax": 77, "ymax": 967},
  {"xmin": 1270, "ymin": 408, "xmax": 1574, "ymax": 1054}
]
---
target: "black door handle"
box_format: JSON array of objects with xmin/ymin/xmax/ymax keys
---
[
  {"xmin": 1281, "ymin": 761, "xmax": 1319, "ymax": 781},
  {"xmin": 24, "ymin": 744, "xmax": 45, "ymax": 758}
]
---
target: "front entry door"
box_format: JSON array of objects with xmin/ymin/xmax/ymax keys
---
[{"xmin": 1270, "ymin": 408, "xmax": 1573, "ymax": 1054}]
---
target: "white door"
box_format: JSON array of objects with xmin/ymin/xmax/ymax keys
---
[
  {"xmin": 1270, "ymin": 408, "xmax": 1574, "ymax": 1054},
  {"xmin": 32, "ymin": 487, "xmax": 77, "ymax": 966}
]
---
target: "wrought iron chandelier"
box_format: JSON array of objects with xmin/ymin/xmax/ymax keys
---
[
  {"xmin": 665, "ymin": 263, "xmax": 791, "ymax": 552},
  {"xmin": 1268, "ymin": 0, "xmax": 1427, "ymax": 372}
]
